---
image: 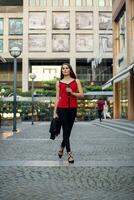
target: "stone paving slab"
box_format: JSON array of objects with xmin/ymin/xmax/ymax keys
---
[
  {"xmin": 0, "ymin": 167, "xmax": 134, "ymax": 200},
  {"xmin": 0, "ymin": 121, "xmax": 131, "ymax": 139},
  {"xmin": 0, "ymin": 139, "xmax": 134, "ymax": 161},
  {"xmin": 0, "ymin": 122, "xmax": 134, "ymax": 200}
]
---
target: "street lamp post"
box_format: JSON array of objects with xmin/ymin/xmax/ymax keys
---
[
  {"xmin": 29, "ymin": 73, "xmax": 36, "ymax": 125},
  {"xmin": 9, "ymin": 47, "xmax": 22, "ymax": 132}
]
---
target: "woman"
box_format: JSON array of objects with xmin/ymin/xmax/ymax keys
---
[
  {"xmin": 103, "ymin": 100, "xmax": 108, "ymax": 120},
  {"xmin": 53, "ymin": 63, "xmax": 84, "ymax": 163}
]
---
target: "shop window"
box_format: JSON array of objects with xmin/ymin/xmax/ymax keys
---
[
  {"xmin": 120, "ymin": 79, "xmax": 128, "ymax": 119},
  {"xmin": 0, "ymin": 19, "xmax": 4, "ymax": 35},
  {"xmin": 0, "ymin": 39, "xmax": 3, "ymax": 53},
  {"xmin": 9, "ymin": 18, "xmax": 23, "ymax": 35}
]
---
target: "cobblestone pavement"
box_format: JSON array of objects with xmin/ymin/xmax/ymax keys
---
[{"xmin": 0, "ymin": 121, "xmax": 134, "ymax": 200}]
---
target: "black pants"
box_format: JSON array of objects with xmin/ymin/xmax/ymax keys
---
[
  {"xmin": 57, "ymin": 108, "xmax": 77, "ymax": 152},
  {"xmin": 98, "ymin": 109, "xmax": 103, "ymax": 121}
]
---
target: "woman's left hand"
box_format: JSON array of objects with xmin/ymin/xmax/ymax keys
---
[{"xmin": 66, "ymin": 87, "xmax": 73, "ymax": 94}]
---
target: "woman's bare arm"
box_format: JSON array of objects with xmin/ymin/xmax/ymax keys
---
[
  {"xmin": 71, "ymin": 79, "xmax": 84, "ymax": 97},
  {"xmin": 53, "ymin": 81, "xmax": 59, "ymax": 118}
]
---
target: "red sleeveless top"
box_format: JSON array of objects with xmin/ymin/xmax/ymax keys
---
[{"xmin": 57, "ymin": 80, "xmax": 78, "ymax": 108}]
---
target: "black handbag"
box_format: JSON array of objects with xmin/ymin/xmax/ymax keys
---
[{"xmin": 49, "ymin": 117, "xmax": 61, "ymax": 140}]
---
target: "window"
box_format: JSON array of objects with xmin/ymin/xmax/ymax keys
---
[
  {"xmin": 76, "ymin": 34, "xmax": 93, "ymax": 52},
  {"xmin": 0, "ymin": 39, "xmax": 3, "ymax": 52},
  {"xmin": 39, "ymin": 0, "xmax": 47, "ymax": 6},
  {"xmin": 63, "ymin": 0, "xmax": 70, "ymax": 6},
  {"xmin": 52, "ymin": 34, "xmax": 70, "ymax": 52},
  {"xmin": 9, "ymin": 18, "xmax": 23, "ymax": 35},
  {"xmin": 9, "ymin": 39, "xmax": 23, "ymax": 51},
  {"xmin": 98, "ymin": 0, "xmax": 106, "ymax": 6},
  {"xmin": 29, "ymin": 12, "xmax": 46, "ymax": 30},
  {"xmin": 76, "ymin": 12, "xmax": 93, "ymax": 29},
  {"xmin": 99, "ymin": 12, "xmax": 112, "ymax": 30},
  {"xmin": 0, "ymin": 19, "xmax": 4, "ymax": 35},
  {"xmin": 108, "ymin": 0, "xmax": 112, "ymax": 7},
  {"xmin": 99, "ymin": 34, "xmax": 112, "ymax": 52},
  {"xmin": 76, "ymin": 0, "xmax": 92, "ymax": 6},
  {"xmin": 29, "ymin": 0, "xmax": 36, "ymax": 6},
  {"xmin": 119, "ymin": 12, "xmax": 126, "ymax": 52},
  {"xmin": 52, "ymin": 12, "xmax": 70, "ymax": 30},
  {"xmin": 76, "ymin": 0, "xmax": 82, "ymax": 6},
  {"xmin": 132, "ymin": 0, "xmax": 134, "ymax": 39},
  {"xmin": 29, "ymin": 34, "xmax": 46, "ymax": 52},
  {"xmin": 52, "ymin": 0, "xmax": 59, "ymax": 6},
  {"xmin": 86, "ymin": 0, "xmax": 93, "ymax": 6}
]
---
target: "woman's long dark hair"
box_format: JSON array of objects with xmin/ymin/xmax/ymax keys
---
[{"xmin": 60, "ymin": 63, "xmax": 76, "ymax": 80}]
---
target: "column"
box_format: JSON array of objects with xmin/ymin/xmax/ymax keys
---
[
  {"xmin": 22, "ymin": 0, "xmax": 29, "ymax": 91},
  {"xmin": 113, "ymin": 82, "xmax": 120, "ymax": 119}
]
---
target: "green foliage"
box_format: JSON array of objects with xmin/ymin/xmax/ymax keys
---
[
  {"xmin": 0, "ymin": 81, "xmax": 113, "ymax": 98},
  {"xmin": 0, "ymin": 84, "xmax": 12, "ymax": 96},
  {"xmin": 103, "ymin": 85, "xmax": 113, "ymax": 91},
  {"xmin": 84, "ymin": 85, "xmax": 102, "ymax": 92},
  {"xmin": 17, "ymin": 90, "xmax": 32, "ymax": 97}
]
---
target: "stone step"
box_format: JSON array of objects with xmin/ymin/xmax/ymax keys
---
[
  {"xmin": 0, "ymin": 160, "xmax": 134, "ymax": 167},
  {"xmin": 103, "ymin": 119, "xmax": 134, "ymax": 129},
  {"xmin": 93, "ymin": 120, "xmax": 134, "ymax": 136}
]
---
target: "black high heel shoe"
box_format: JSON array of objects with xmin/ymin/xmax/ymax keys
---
[
  {"xmin": 67, "ymin": 152, "xmax": 74, "ymax": 163},
  {"xmin": 58, "ymin": 147, "xmax": 64, "ymax": 158}
]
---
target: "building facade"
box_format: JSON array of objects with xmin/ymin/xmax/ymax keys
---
[
  {"xmin": 106, "ymin": 0, "xmax": 134, "ymax": 120},
  {"xmin": 0, "ymin": 0, "xmax": 112, "ymax": 91}
]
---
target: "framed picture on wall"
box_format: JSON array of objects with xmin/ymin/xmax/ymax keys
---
[
  {"xmin": 29, "ymin": 12, "xmax": 46, "ymax": 29},
  {"xmin": 0, "ymin": 39, "xmax": 3, "ymax": 52},
  {"xmin": 76, "ymin": 34, "xmax": 93, "ymax": 52},
  {"xmin": 76, "ymin": 12, "xmax": 93, "ymax": 29},
  {"xmin": 9, "ymin": 39, "xmax": 23, "ymax": 51},
  {"xmin": 9, "ymin": 18, "xmax": 23, "ymax": 35},
  {"xmin": 52, "ymin": 12, "xmax": 70, "ymax": 29},
  {"xmin": 52, "ymin": 34, "xmax": 70, "ymax": 52},
  {"xmin": 99, "ymin": 12, "xmax": 112, "ymax": 30},
  {"xmin": 99, "ymin": 34, "xmax": 112, "ymax": 52},
  {"xmin": 29, "ymin": 34, "xmax": 46, "ymax": 51},
  {"xmin": 0, "ymin": 19, "xmax": 4, "ymax": 35}
]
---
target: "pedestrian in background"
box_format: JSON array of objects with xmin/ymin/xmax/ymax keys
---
[
  {"xmin": 103, "ymin": 100, "xmax": 108, "ymax": 120},
  {"xmin": 97, "ymin": 97, "xmax": 105, "ymax": 122},
  {"xmin": 53, "ymin": 63, "xmax": 84, "ymax": 163},
  {"xmin": 103, "ymin": 100, "xmax": 111, "ymax": 119}
]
